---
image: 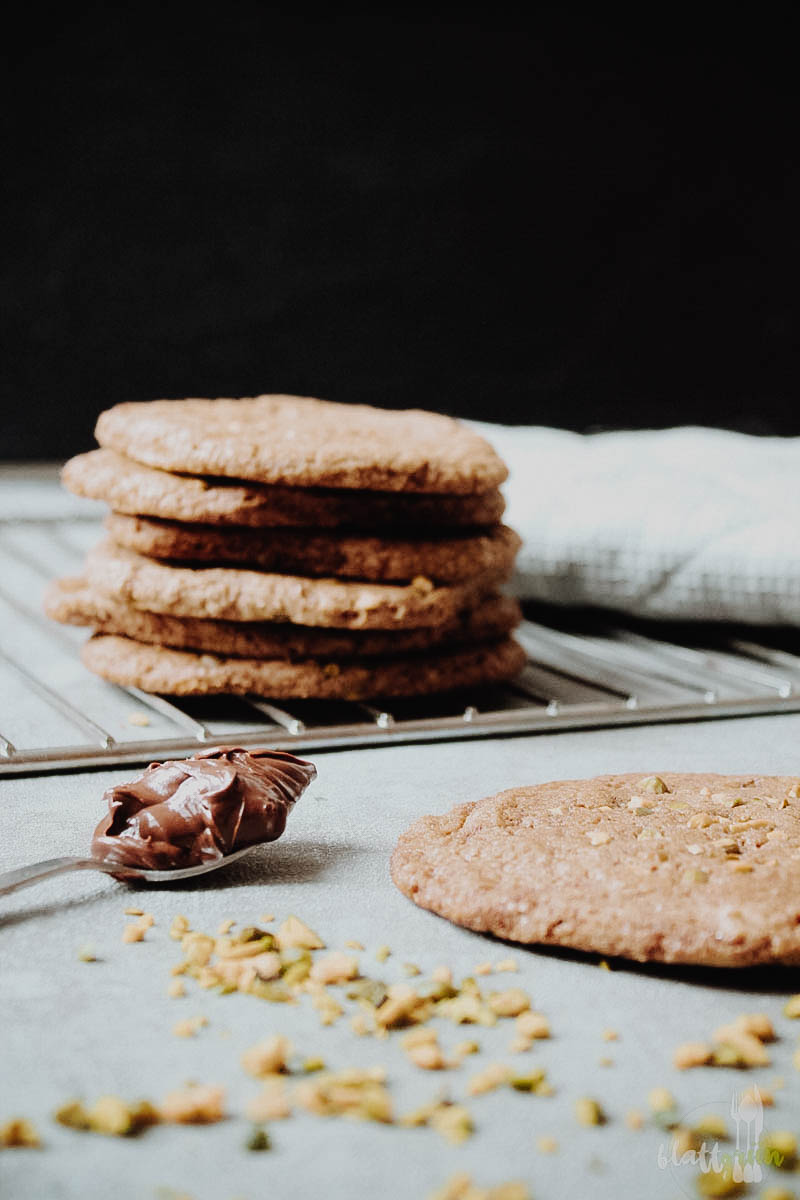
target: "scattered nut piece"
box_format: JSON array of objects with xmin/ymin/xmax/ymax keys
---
[
  {"xmin": 574, "ymin": 1097, "xmax": 605, "ymax": 1126},
  {"xmin": 432, "ymin": 966, "xmax": 453, "ymax": 985},
  {"xmin": 127, "ymin": 712, "xmax": 150, "ymax": 727},
  {"xmin": 0, "ymin": 1118, "xmax": 41, "ymax": 1148},
  {"xmin": 344, "ymin": 940, "xmax": 365, "ymax": 951},
  {"xmin": 674, "ymin": 1042, "xmax": 713, "ymax": 1069},
  {"xmin": 487, "ymin": 988, "xmax": 530, "ymax": 1018},
  {"xmin": 536, "ymin": 1134, "xmax": 558, "ymax": 1154},
  {"xmin": 309, "ymin": 952, "xmax": 359, "ymax": 986},
  {"xmin": 167, "ymin": 980, "xmax": 186, "ymax": 999},
  {"xmin": 122, "ymin": 921, "xmax": 147, "ymax": 944},
  {"xmin": 494, "ymin": 959, "xmax": 518, "ymax": 973},
  {"xmin": 761, "ymin": 1130, "xmax": 798, "ymax": 1168},
  {"xmin": 403, "ymin": 963, "xmax": 421, "ymax": 977},
  {"xmin": 275, "ymin": 915, "xmax": 324, "ymax": 951},
  {"xmin": 245, "ymin": 1127, "xmax": 271, "ymax": 1151},
  {"xmin": 217, "ymin": 919, "xmax": 235, "ymax": 936},
  {"xmin": 602, "ymin": 1029, "xmax": 618, "ymax": 1042},
  {"xmin": 245, "ymin": 1079, "xmax": 291, "ymax": 1122},
  {"xmin": 625, "ymin": 1109, "xmax": 644, "ymax": 1130},
  {"xmin": 468, "ymin": 1063, "xmax": 513, "ymax": 1096},
  {"xmin": 294, "ymin": 1069, "xmax": 392, "ymax": 1124},
  {"xmin": 375, "ymin": 944, "xmax": 391, "ymax": 963},
  {"xmin": 241, "ymin": 1035, "xmax": 292, "ymax": 1078},
  {"xmin": 783, "ymin": 994, "xmax": 800, "ymax": 1019},
  {"xmin": 429, "ymin": 1102, "xmax": 474, "ymax": 1145},
  {"xmin": 172, "ymin": 1016, "xmax": 207, "ymax": 1038},
  {"xmin": 160, "ymin": 1084, "xmax": 225, "ymax": 1125},
  {"xmin": 77, "ymin": 946, "xmax": 97, "ymax": 963},
  {"xmin": 647, "ymin": 1087, "xmax": 676, "ymax": 1115},
  {"xmin": 169, "ymin": 915, "xmax": 190, "ymax": 940}
]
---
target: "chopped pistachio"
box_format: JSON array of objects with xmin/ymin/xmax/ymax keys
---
[
  {"xmin": 54, "ymin": 1100, "xmax": 90, "ymax": 1130},
  {"xmin": 673, "ymin": 1042, "xmax": 713, "ymax": 1069},
  {"xmin": 275, "ymin": 915, "xmax": 324, "ymax": 951},
  {"xmin": 783, "ymin": 994, "xmax": 800, "ymax": 1018},
  {"xmin": 487, "ymin": 989, "xmax": 530, "ymax": 1018},
  {"xmin": 429, "ymin": 1102, "xmax": 474, "ymax": 1145},
  {"xmin": 159, "ymin": 1084, "xmax": 225, "ymax": 1125},
  {"xmin": 169, "ymin": 914, "xmax": 190, "ymax": 940},
  {"xmin": 0, "ymin": 1118, "xmax": 41, "ymax": 1148},
  {"xmin": 467, "ymin": 1064, "xmax": 513, "ymax": 1096},
  {"xmin": 639, "ymin": 776, "xmax": 669, "ymax": 793},
  {"xmin": 574, "ymin": 1097, "xmax": 605, "ymax": 1126},
  {"xmin": 245, "ymin": 1079, "xmax": 291, "ymax": 1122},
  {"xmin": 240, "ymin": 1035, "xmax": 292, "ymax": 1078},
  {"xmin": 760, "ymin": 1130, "xmax": 797, "ymax": 1168},
  {"xmin": 309, "ymin": 951, "xmax": 359, "ymax": 985},
  {"xmin": 172, "ymin": 1016, "xmax": 207, "ymax": 1038},
  {"xmin": 246, "ymin": 1127, "xmax": 271, "ymax": 1151},
  {"xmin": 647, "ymin": 1087, "xmax": 676, "ymax": 1115}
]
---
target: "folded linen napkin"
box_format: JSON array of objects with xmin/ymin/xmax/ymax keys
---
[{"xmin": 474, "ymin": 423, "xmax": 800, "ymax": 625}]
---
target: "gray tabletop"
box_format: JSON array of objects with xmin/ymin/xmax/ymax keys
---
[{"xmin": 2, "ymin": 715, "xmax": 800, "ymax": 1200}]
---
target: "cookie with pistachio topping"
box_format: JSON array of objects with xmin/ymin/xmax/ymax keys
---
[{"xmin": 390, "ymin": 774, "xmax": 800, "ymax": 966}]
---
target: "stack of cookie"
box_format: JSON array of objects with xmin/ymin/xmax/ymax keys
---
[{"xmin": 45, "ymin": 394, "xmax": 526, "ymax": 700}]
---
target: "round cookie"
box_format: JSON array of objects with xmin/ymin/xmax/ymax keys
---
[
  {"xmin": 63, "ymin": 450, "xmax": 507, "ymax": 529},
  {"xmin": 94, "ymin": 395, "xmax": 507, "ymax": 494},
  {"xmin": 85, "ymin": 542, "xmax": 509, "ymax": 630},
  {"xmin": 391, "ymin": 773, "xmax": 800, "ymax": 966},
  {"xmin": 81, "ymin": 634, "xmax": 527, "ymax": 699},
  {"xmin": 44, "ymin": 577, "xmax": 522, "ymax": 659},
  {"xmin": 104, "ymin": 513, "xmax": 521, "ymax": 584}
]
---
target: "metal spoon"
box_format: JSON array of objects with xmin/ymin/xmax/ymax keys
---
[{"xmin": 0, "ymin": 846, "xmax": 255, "ymax": 897}]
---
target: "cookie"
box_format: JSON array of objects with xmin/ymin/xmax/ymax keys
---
[
  {"xmin": 80, "ymin": 633, "xmax": 527, "ymax": 699},
  {"xmin": 104, "ymin": 513, "xmax": 521, "ymax": 585},
  {"xmin": 391, "ymin": 773, "xmax": 800, "ymax": 966},
  {"xmin": 94, "ymin": 395, "xmax": 507, "ymax": 493},
  {"xmin": 63, "ymin": 450, "xmax": 506, "ymax": 529},
  {"xmin": 45, "ymin": 576, "xmax": 522, "ymax": 658},
  {"xmin": 84, "ymin": 542, "xmax": 509, "ymax": 629}
]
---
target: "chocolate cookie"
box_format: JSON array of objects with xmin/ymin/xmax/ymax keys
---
[
  {"xmin": 94, "ymin": 395, "xmax": 507, "ymax": 493},
  {"xmin": 391, "ymin": 773, "xmax": 800, "ymax": 966},
  {"xmin": 63, "ymin": 450, "xmax": 506, "ymax": 529},
  {"xmin": 44, "ymin": 576, "xmax": 522, "ymax": 658},
  {"xmin": 84, "ymin": 542, "xmax": 509, "ymax": 629},
  {"xmin": 104, "ymin": 513, "xmax": 521, "ymax": 584},
  {"xmin": 81, "ymin": 633, "xmax": 527, "ymax": 699}
]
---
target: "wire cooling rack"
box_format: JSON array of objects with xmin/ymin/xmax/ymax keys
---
[{"xmin": 3, "ymin": 514, "xmax": 800, "ymax": 775}]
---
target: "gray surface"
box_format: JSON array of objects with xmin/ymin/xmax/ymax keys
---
[{"xmin": 2, "ymin": 718, "xmax": 800, "ymax": 1200}]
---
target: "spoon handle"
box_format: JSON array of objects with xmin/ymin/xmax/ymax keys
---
[{"xmin": 0, "ymin": 857, "xmax": 110, "ymax": 897}]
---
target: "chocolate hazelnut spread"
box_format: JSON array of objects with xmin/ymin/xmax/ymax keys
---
[{"xmin": 91, "ymin": 746, "xmax": 316, "ymax": 870}]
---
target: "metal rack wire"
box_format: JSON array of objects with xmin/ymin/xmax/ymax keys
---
[{"xmin": 3, "ymin": 515, "xmax": 800, "ymax": 775}]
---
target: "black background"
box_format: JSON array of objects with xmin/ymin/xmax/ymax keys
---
[{"xmin": 3, "ymin": 6, "xmax": 799, "ymax": 459}]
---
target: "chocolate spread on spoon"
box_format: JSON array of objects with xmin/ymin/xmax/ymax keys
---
[{"xmin": 91, "ymin": 746, "xmax": 316, "ymax": 870}]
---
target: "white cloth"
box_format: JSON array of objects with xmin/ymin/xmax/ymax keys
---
[{"xmin": 474, "ymin": 423, "xmax": 800, "ymax": 624}]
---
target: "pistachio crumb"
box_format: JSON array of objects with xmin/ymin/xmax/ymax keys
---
[
  {"xmin": 673, "ymin": 1042, "xmax": 713, "ymax": 1069},
  {"xmin": 245, "ymin": 1127, "xmax": 271, "ymax": 1152},
  {"xmin": 172, "ymin": 1016, "xmax": 207, "ymax": 1038},
  {"xmin": 0, "ymin": 1118, "xmax": 41, "ymax": 1148},
  {"xmin": 574, "ymin": 1097, "xmax": 605, "ymax": 1126}
]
